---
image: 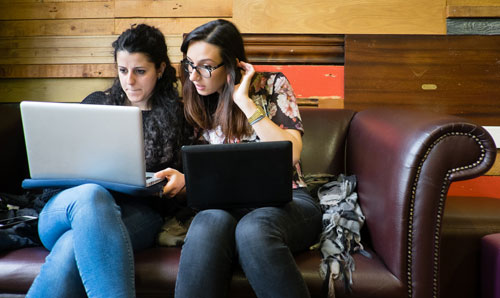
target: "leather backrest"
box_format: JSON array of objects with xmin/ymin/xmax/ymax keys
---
[
  {"xmin": 299, "ymin": 107, "xmax": 356, "ymax": 175},
  {"xmin": 0, "ymin": 103, "xmax": 29, "ymax": 194},
  {"xmin": 0, "ymin": 105, "xmax": 356, "ymax": 194}
]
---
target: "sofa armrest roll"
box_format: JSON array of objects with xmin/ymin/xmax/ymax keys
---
[{"xmin": 346, "ymin": 108, "xmax": 496, "ymax": 298}]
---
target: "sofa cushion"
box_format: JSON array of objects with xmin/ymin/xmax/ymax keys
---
[{"xmin": 0, "ymin": 246, "xmax": 405, "ymax": 298}]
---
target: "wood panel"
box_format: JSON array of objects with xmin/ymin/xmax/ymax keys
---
[
  {"xmin": 0, "ymin": 64, "xmax": 184, "ymax": 79},
  {"xmin": 446, "ymin": 0, "xmax": 500, "ymax": 18},
  {"xmin": 0, "ymin": 19, "xmax": 115, "ymax": 37},
  {"xmin": 447, "ymin": 6, "xmax": 500, "ymax": 17},
  {"xmin": 0, "ymin": 1, "xmax": 113, "ymax": 20},
  {"xmin": 255, "ymin": 65, "xmax": 344, "ymax": 99},
  {"xmin": 447, "ymin": 0, "xmax": 500, "ymax": 6},
  {"xmin": 344, "ymin": 34, "xmax": 500, "ymax": 126},
  {"xmin": 447, "ymin": 18, "xmax": 500, "ymax": 35},
  {"xmin": 234, "ymin": 0, "xmax": 446, "ymax": 34},
  {"xmin": 0, "ymin": 78, "xmax": 114, "ymax": 102},
  {"xmin": 0, "ymin": 34, "xmax": 344, "ymax": 78},
  {"xmin": 0, "ymin": 0, "xmax": 106, "ymax": 3},
  {"xmin": 114, "ymin": 18, "xmax": 229, "ymax": 35},
  {"xmin": 0, "ymin": 78, "xmax": 183, "ymax": 103},
  {"xmin": 114, "ymin": 0, "xmax": 232, "ymax": 18},
  {"xmin": 0, "ymin": 35, "xmax": 183, "ymax": 65},
  {"xmin": 242, "ymin": 34, "xmax": 344, "ymax": 65},
  {"xmin": 0, "ymin": 64, "xmax": 117, "ymax": 78},
  {"xmin": 487, "ymin": 150, "xmax": 500, "ymax": 175}
]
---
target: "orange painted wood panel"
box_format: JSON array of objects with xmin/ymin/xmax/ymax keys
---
[
  {"xmin": 449, "ymin": 176, "xmax": 500, "ymax": 199},
  {"xmin": 254, "ymin": 65, "xmax": 344, "ymax": 99}
]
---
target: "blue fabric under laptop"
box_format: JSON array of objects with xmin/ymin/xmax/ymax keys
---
[
  {"xmin": 182, "ymin": 141, "xmax": 293, "ymax": 210},
  {"xmin": 22, "ymin": 178, "xmax": 166, "ymax": 197}
]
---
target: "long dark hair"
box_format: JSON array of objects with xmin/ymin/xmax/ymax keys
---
[
  {"xmin": 181, "ymin": 19, "xmax": 251, "ymax": 142},
  {"xmin": 104, "ymin": 24, "xmax": 190, "ymax": 171}
]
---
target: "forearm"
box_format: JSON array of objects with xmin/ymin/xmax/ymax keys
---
[{"xmin": 250, "ymin": 117, "xmax": 303, "ymax": 165}]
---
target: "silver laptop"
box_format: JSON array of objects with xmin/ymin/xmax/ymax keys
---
[{"xmin": 20, "ymin": 101, "xmax": 163, "ymax": 188}]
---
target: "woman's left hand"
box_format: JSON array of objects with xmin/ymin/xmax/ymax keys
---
[
  {"xmin": 232, "ymin": 61, "xmax": 255, "ymax": 107},
  {"xmin": 154, "ymin": 168, "xmax": 186, "ymax": 198}
]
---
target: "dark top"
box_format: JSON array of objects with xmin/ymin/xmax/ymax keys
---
[{"xmin": 82, "ymin": 91, "xmax": 191, "ymax": 172}]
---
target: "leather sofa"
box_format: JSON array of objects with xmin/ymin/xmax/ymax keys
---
[
  {"xmin": 480, "ymin": 233, "xmax": 500, "ymax": 298},
  {"xmin": 0, "ymin": 103, "xmax": 497, "ymax": 298}
]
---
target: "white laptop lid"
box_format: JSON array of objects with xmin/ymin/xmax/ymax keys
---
[{"xmin": 20, "ymin": 101, "xmax": 150, "ymax": 187}]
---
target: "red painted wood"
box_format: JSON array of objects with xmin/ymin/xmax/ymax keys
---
[
  {"xmin": 449, "ymin": 176, "xmax": 500, "ymax": 199},
  {"xmin": 254, "ymin": 65, "xmax": 344, "ymax": 98}
]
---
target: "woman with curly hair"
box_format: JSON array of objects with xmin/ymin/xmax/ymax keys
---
[{"xmin": 26, "ymin": 24, "xmax": 191, "ymax": 298}]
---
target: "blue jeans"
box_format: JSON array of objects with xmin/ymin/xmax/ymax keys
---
[
  {"xmin": 175, "ymin": 188, "xmax": 322, "ymax": 298},
  {"xmin": 26, "ymin": 183, "xmax": 163, "ymax": 298}
]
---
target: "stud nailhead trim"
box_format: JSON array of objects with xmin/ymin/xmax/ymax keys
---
[{"xmin": 406, "ymin": 132, "xmax": 485, "ymax": 298}]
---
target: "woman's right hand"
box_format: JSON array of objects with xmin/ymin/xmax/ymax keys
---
[{"xmin": 154, "ymin": 168, "xmax": 186, "ymax": 198}]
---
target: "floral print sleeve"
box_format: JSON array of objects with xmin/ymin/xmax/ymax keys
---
[
  {"xmin": 249, "ymin": 72, "xmax": 304, "ymax": 135},
  {"xmin": 201, "ymin": 72, "xmax": 308, "ymax": 189},
  {"xmin": 249, "ymin": 72, "xmax": 307, "ymax": 189}
]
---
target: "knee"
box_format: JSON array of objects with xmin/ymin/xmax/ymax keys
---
[
  {"xmin": 75, "ymin": 183, "xmax": 109, "ymax": 197},
  {"xmin": 70, "ymin": 184, "xmax": 118, "ymax": 215},
  {"xmin": 186, "ymin": 209, "xmax": 236, "ymax": 242},
  {"xmin": 235, "ymin": 211, "xmax": 281, "ymax": 251},
  {"xmin": 74, "ymin": 184, "xmax": 113, "ymax": 204}
]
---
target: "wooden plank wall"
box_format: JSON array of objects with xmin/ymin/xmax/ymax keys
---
[
  {"xmin": 0, "ymin": 0, "xmax": 231, "ymax": 102},
  {"xmin": 1, "ymin": 0, "xmax": 500, "ymax": 102},
  {"xmin": 447, "ymin": 0, "xmax": 500, "ymax": 34},
  {"xmin": 344, "ymin": 34, "xmax": 500, "ymax": 127},
  {"xmin": 234, "ymin": 0, "xmax": 447, "ymax": 34}
]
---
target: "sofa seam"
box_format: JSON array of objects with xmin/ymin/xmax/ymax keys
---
[{"xmin": 407, "ymin": 132, "xmax": 486, "ymax": 298}]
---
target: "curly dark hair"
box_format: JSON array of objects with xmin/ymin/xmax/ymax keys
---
[{"xmin": 96, "ymin": 24, "xmax": 192, "ymax": 171}]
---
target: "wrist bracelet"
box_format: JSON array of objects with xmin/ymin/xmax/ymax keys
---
[
  {"xmin": 248, "ymin": 106, "xmax": 265, "ymax": 125},
  {"xmin": 249, "ymin": 114, "xmax": 265, "ymax": 125}
]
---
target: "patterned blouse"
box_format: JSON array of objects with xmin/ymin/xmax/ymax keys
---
[{"xmin": 201, "ymin": 72, "xmax": 307, "ymax": 189}]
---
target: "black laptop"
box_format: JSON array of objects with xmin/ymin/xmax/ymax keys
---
[{"xmin": 182, "ymin": 141, "xmax": 293, "ymax": 210}]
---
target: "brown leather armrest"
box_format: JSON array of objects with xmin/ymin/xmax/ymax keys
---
[{"xmin": 346, "ymin": 108, "xmax": 496, "ymax": 298}]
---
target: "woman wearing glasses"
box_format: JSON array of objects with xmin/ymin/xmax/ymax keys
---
[{"xmin": 156, "ymin": 19, "xmax": 322, "ymax": 298}]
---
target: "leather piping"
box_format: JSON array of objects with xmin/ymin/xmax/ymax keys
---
[{"xmin": 407, "ymin": 132, "xmax": 486, "ymax": 298}]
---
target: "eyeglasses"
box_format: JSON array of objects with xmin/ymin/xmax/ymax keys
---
[{"xmin": 181, "ymin": 59, "xmax": 224, "ymax": 78}]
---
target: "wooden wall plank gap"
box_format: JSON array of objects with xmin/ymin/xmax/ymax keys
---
[
  {"xmin": 114, "ymin": 0, "xmax": 232, "ymax": 18},
  {"xmin": 0, "ymin": 1, "xmax": 114, "ymax": 20},
  {"xmin": 113, "ymin": 18, "xmax": 231, "ymax": 35},
  {"xmin": 0, "ymin": 19, "xmax": 115, "ymax": 36},
  {"xmin": 0, "ymin": 63, "xmax": 182, "ymax": 79}
]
